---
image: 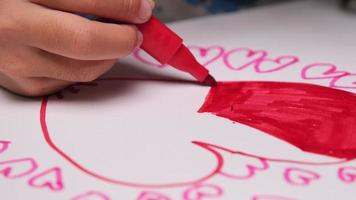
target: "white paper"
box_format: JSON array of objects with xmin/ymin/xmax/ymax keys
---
[{"xmin": 1, "ymin": 0, "xmax": 355, "ymax": 199}]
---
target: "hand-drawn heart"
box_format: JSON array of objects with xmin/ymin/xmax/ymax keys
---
[
  {"xmin": 223, "ymin": 48, "xmax": 267, "ymax": 71},
  {"xmin": 331, "ymin": 73, "xmax": 356, "ymax": 89},
  {"xmin": 0, "ymin": 141, "xmax": 10, "ymax": 154},
  {"xmin": 283, "ymin": 167, "xmax": 320, "ymax": 186},
  {"xmin": 187, "ymin": 46, "xmax": 225, "ymax": 67},
  {"xmin": 0, "ymin": 158, "xmax": 38, "ymax": 179},
  {"xmin": 132, "ymin": 49, "xmax": 165, "ymax": 68},
  {"xmin": 254, "ymin": 56, "xmax": 299, "ymax": 73},
  {"xmin": 251, "ymin": 195, "xmax": 295, "ymax": 200},
  {"xmin": 338, "ymin": 167, "xmax": 356, "ymax": 183},
  {"xmin": 72, "ymin": 191, "xmax": 111, "ymax": 200},
  {"xmin": 28, "ymin": 167, "xmax": 64, "ymax": 191},
  {"xmin": 301, "ymin": 63, "xmax": 348, "ymax": 80},
  {"xmin": 193, "ymin": 142, "xmax": 269, "ymax": 180},
  {"xmin": 137, "ymin": 191, "xmax": 171, "ymax": 200},
  {"xmin": 183, "ymin": 184, "xmax": 223, "ymax": 200}
]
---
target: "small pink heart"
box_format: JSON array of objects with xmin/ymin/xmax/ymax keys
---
[
  {"xmin": 284, "ymin": 167, "xmax": 320, "ymax": 186},
  {"xmin": 331, "ymin": 73, "xmax": 356, "ymax": 89},
  {"xmin": 72, "ymin": 191, "xmax": 111, "ymax": 200},
  {"xmin": 28, "ymin": 167, "xmax": 64, "ymax": 191},
  {"xmin": 183, "ymin": 184, "xmax": 223, "ymax": 200},
  {"xmin": 132, "ymin": 49, "xmax": 165, "ymax": 68},
  {"xmin": 187, "ymin": 46, "xmax": 225, "ymax": 67},
  {"xmin": 0, "ymin": 158, "xmax": 38, "ymax": 179},
  {"xmin": 137, "ymin": 191, "xmax": 171, "ymax": 200},
  {"xmin": 251, "ymin": 195, "xmax": 296, "ymax": 200},
  {"xmin": 223, "ymin": 48, "xmax": 267, "ymax": 71},
  {"xmin": 338, "ymin": 167, "xmax": 356, "ymax": 183},
  {"xmin": 301, "ymin": 63, "xmax": 348, "ymax": 80},
  {"xmin": 0, "ymin": 141, "xmax": 10, "ymax": 154},
  {"xmin": 255, "ymin": 56, "xmax": 299, "ymax": 73}
]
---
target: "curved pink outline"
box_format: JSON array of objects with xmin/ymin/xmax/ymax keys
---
[
  {"xmin": 338, "ymin": 167, "xmax": 356, "ymax": 183},
  {"xmin": 183, "ymin": 183, "xmax": 224, "ymax": 200},
  {"xmin": 301, "ymin": 63, "xmax": 348, "ymax": 80},
  {"xmin": 137, "ymin": 191, "xmax": 171, "ymax": 200},
  {"xmin": 40, "ymin": 78, "xmax": 351, "ymax": 189},
  {"xmin": 28, "ymin": 167, "xmax": 64, "ymax": 192},
  {"xmin": 72, "ymin": 191, "xmax": 111, "ymax": 200},
  {"xmin": 186, "ymin": 45, "xmax": 225, "ymax": 67},
  {"xmin": 283, "ymin": 167, "xmax": 320, "ymax": 186},
  {"xmin": 0, "ymin": 158, "xmax": 38, "ymax": 179},
  {"xmin": 223, "ymin": 48, "xmax": 267, "ymax": 71},
  {"xmin": 0, "ymin": 141, "xmax": 10, "ymax": 155},
  {"xmin": 254, "ymin": 56, "xmax": 299, "ymax": 73}
]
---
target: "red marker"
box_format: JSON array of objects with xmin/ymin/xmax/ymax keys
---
[{"xmin": 137, "ymin": 16, "xmax": 217, "ymax": 86}]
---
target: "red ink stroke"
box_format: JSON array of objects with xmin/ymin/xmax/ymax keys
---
[{"xmin": 199, "ymin": 81, "xmax": 356, "ymax": 159}]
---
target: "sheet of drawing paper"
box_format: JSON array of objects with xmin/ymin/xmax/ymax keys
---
[{"xmin": 1, "ymin": 0, "xmax": 355, "ymax": 199}]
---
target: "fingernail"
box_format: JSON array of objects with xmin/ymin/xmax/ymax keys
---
[
  {"xmin": 136, "ymin": 31, "xmax": 143, "ymax": 49},
  {"xmin": 138, "ymin": 0, "xmax": 155, "ymax": 22}
]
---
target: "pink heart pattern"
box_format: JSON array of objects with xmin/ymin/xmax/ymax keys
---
[
  {"xmin": 137, "ymin": 191, "xmax": 171, "ymax": 200},
  {"xmin": 338, "ymin": 167, "xmax": 356, "ymax": 183},
  {"xmin": 301, "ymin": 63, "xmax": 347, "ymax": 80},
  {"xmin": 187, "ymin": 46, "xmax": 225, "ymax": 67},
  {"xmin": 0, "ymin": 158, "xmax": 38, "ymax": 179},
  {"xmin": 284, "ymin": 167, "xmax": 320, "ymax": 186},
  {"xmin": 223, "ymin": 48, "xmax": 267, "ymax": 71},
  {"xmin": 28, "ymin": 167, "xmax": 64, "ymax": 191},
  {"xmin": 72, "ymin": 191, "xmax": 111, "ymax": 200},
  {"xmin": 183, "ymin": 184, "xmax": 223, "ymax": 200},
  {"xmin": 331, "ymin": 73, "xmax": 356, "ymax": 89},
  {"xmin": 255, "ymin": 56, "xmax": 299, "ymax": 73}
]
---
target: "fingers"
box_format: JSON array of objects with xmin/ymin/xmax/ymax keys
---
[
  {"xmin": 1, "ymin": 47, "xmax": 117, "ymax": 82},
  {"xmin": 0, "ymin": 72, "xmax": 72, "ymax": 97},
  {"xmin": 23, "ymin": 3, "xmax": 142, "ymax": 60},
  {"xmin": 30, "ymin": 0, "xmax": 154, "ymax": 23}
]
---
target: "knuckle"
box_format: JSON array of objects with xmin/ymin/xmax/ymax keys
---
[
  {"xmin": 68, "ymin": 26, "xmax": 96, "ymax": 57},
  {"xmin": 120, "ymin": 0, "xmax": 141, "ymax": 16}
]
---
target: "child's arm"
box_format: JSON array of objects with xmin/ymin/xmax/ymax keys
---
[{"xmin": 0, "ymin": 0, "xmax": 154, "ymax": 96}]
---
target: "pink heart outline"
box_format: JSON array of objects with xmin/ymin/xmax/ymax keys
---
[
  {"xmin": 301, "ymin": 63, "xmax": 348, "ymax": 80},
  {"xmin": 28, "ymin": 167, "xmax": 64, "ymax": 192},
  {"xmin": 132, "ymin": 49, "xmax": 166, "ymax": 68},
  {"xmin": 283, "ymin": 167, "xmax": 320, "ymax": 186},
  {"xmin": 254, "ymin": 56, "xmax": 299, "ymax": 73},
  {"xmin": 0, "ymin": 141, "xmax": 10, "ymax": 155},
  {"xmin": 338, "ymin": 166, "xmax": 356, "ymax": 183},
  {"xmin": 187, "ymin": 45, "xmax": 225, "ymax": 67},
  {"xmin": 72, "ymin": 191, "xmax": 111, "ymax": 200},
  {"xmin": 219, "ymin": 157, "xmax": 269, "ymax": 180},
  {"xmin": 183, "ymin": 184, "xmax": 224, "ymax": 200},
  {"xmin": 137, "ymin": 191, "xmax": 171, "ymax": 200},
  {"xmin": 251, "ymin": 194, "xmax": 296, "ymax": 200},
  {"xmin": 0, "ymin": 158, "xmax": 38, "ymax": 179},
  {"xmin": 223, "ymin": 48, "xmax": 267, "ymax": 71},
  {"xmin": 330, "ymin": 73, "xmax": 356, "ymax": 89}
]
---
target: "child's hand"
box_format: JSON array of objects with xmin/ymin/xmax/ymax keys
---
[{"xmin": 0, "ymin": 0, "xmax": 154, "ymax": 96}]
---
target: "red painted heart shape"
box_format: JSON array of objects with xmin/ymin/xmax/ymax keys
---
[
  {"xmin": 0, "ymin": 158, "xmax": 38, "ymax": 179},
  {"xmin": 301, "ymin": 63, "xmax": 348, "ymax": 80},
  {"xmin": 338, "ymin": 166, "xmax": 356, "ymax": 183},
  {"xmin": 223, "ymin": 48, "xmax": 267, "ymax": 71},
  {"xmin": 137, "ymin": 191, "xmax": 171, "ymax": 200},
  {"xmin": 283, "ymin": 167, "xmax": 320, "ymax": 186},
  {"xmin": 183, "ymin": 184, "xmax": 223, "ymax": 200},
  {"xmin": 187, "ymin": 46, "xmax": 225, "ymax": 67},
  {"xmin": 28, "ymin": 167, "xmax": 64, "ymax": 191},
  {"xmin": 254, "ymin": 56, "xmax": 299, "ymax": 73},
  {"xmin": 72, "ymin": 191, "xmax": 111, "ymax": 200},
  {"xmin": 0, "ymin": 141, "xmax": 10, "ymax": 154},
  {"xmin": 331, "ymin": 73, "xmax": 356, "ymax": 89}
]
